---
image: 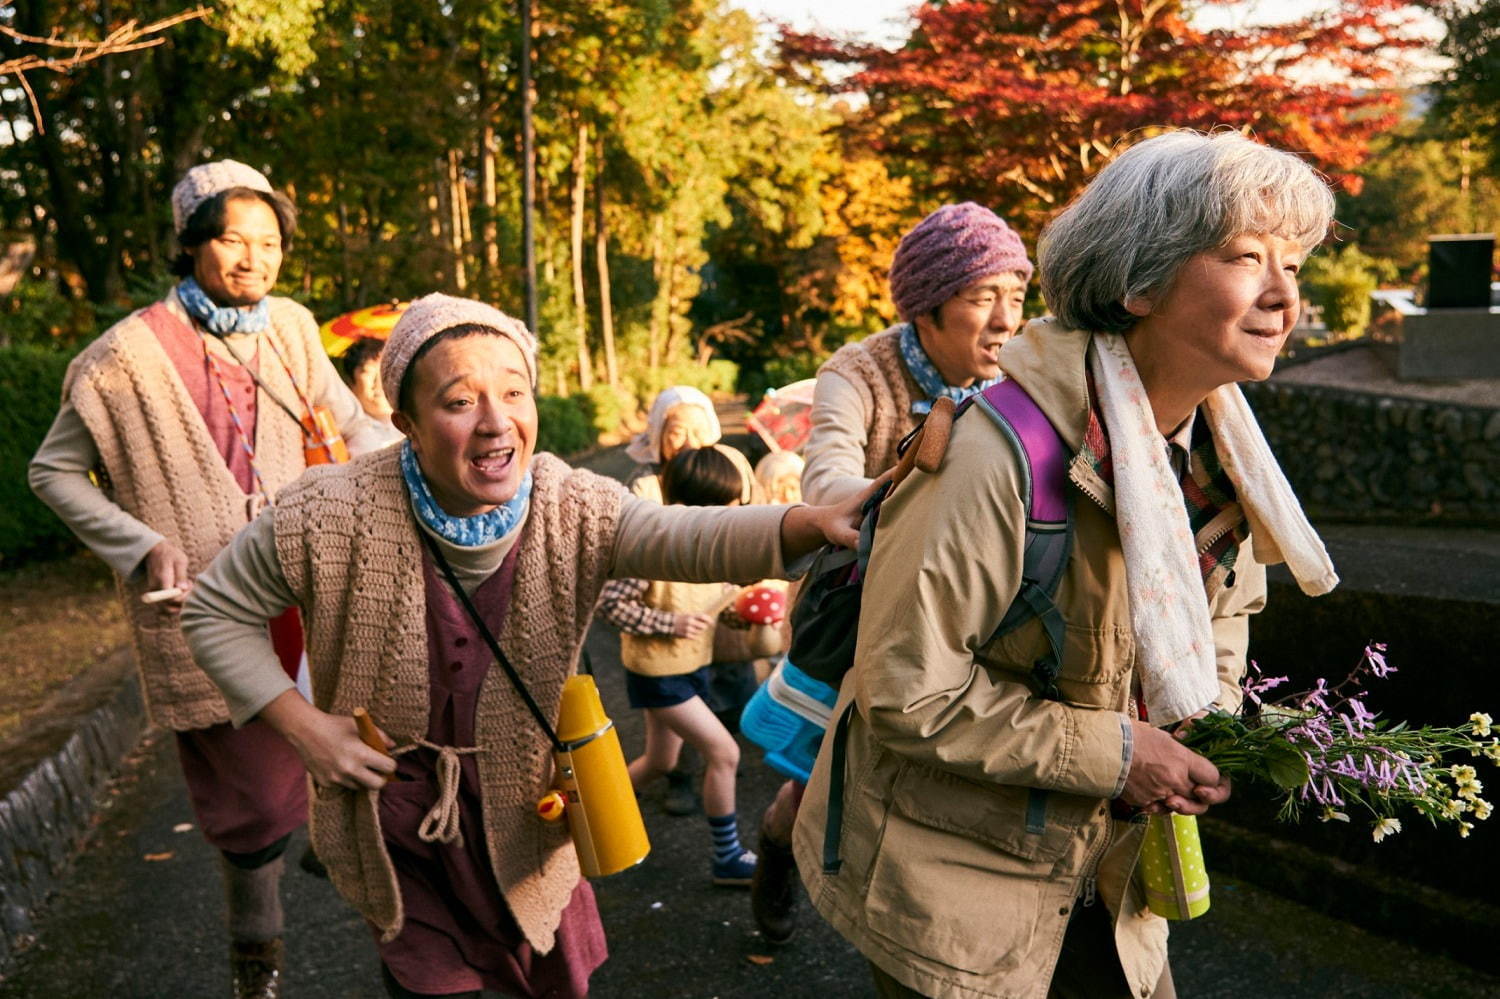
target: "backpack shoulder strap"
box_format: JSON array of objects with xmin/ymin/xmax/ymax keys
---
[
  {"xmin": 969, "ymin": 378, "xmax": 1073, "ymax": 699},
  {"xmin": 820, "ymin": 380, "xmax": 1073, "ymax": 875}
]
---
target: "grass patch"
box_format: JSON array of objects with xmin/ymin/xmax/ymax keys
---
[{"xmin": 0, "ymin": 551, "xmax": 128, "ymax": 743}]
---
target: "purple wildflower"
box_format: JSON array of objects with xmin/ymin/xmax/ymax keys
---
[
  {"xmin": 1302, "ymin": 677, "xmax": 1332, "ymax": 713},
  {"xmin": 1365, "ymin": 643, "xmax": 1394, "ymax": 678}
]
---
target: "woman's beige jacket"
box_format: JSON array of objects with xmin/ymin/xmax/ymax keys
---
[{"xmin": 794, "ymin": 324, "xmax": 1267, "ymax": 999}]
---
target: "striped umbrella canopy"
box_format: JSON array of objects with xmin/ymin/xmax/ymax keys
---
[
  {"xmin": 318, "ymin": 301, "xmax": 408, "ymax": 358},
  {"xmin": 746, "ymin": 378, "xmax": 816, "ymax": 454}
]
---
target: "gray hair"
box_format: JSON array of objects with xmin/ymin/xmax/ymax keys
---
[{"xmin": 1038, "ymin": 130, "xmax": 1335, "ymax": 333}]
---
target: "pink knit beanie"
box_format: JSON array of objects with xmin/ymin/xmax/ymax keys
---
[
  {"xmin": 171, "ymin": 159, "xmax": 273, "ymax": 234},
  {"xmin": 381, "ymin": 293, "xmax": 539, "ymax": 407},
  {"xmin": 889, "ymin": 203, "xmax": 1033, "ymax": 323}
]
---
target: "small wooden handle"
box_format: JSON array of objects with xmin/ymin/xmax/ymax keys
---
[
  {"xmin": 914, "ymin": 396, "xmax": 955, "ymax": 473},
  {"xmin": 141, "ymin": 587, "xmax": 186, "ymax": 604},
  {"xmin": 891, "ymin": 396, "xmax": 957, "ymax": 488},
  {"xmin": 353, "ymin": 708, "xmax": 395, "ymax": 784}
]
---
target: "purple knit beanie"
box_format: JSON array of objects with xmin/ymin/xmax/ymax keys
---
[{"xmin": 889, "ymin": 203, "xmax": 1033, "ymax": 323}]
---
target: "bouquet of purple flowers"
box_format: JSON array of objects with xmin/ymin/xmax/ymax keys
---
[{"xmin": 1181, "ymin": 643, "xmax": 1497, "ymax": 842}]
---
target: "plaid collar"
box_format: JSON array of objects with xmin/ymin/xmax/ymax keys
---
[{"xmin": 1079, "ymin": 387, "xmax": 1248, "ymax": 585}]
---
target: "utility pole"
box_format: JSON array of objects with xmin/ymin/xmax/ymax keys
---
[{"xmin": 520, "ymin": 0, "xmax": 538, "ymax": 336}]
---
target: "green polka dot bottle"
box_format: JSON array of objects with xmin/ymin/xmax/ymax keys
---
[{"xmin": 1138, "ymin": 813, "xmax": 1211, "ymax": 920}]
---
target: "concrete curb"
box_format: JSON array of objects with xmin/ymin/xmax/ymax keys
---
[
  {"xmin": 0, "ymin": 670, "xmax": 145, "ymax": 975},
  {"xmin": 1201, "ymin": 816, "xmax": 1500, "ymax": 974}
]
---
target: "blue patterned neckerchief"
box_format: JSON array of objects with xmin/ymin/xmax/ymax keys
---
[
  {"xmin": 400, "ymin": 439, "xmax": 532, "ymax": 547},
  {"xmin": 898, "ymin": 322, "xmax": 1004, "ymax": 415},
  {"xmin": 177, "ymin": 276, "xmax": 270, "ymax": 336}
]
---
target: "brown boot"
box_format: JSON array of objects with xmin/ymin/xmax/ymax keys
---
[
  {"xmin": 750, "ymin": 822, "xmax": 800, "ymax": 944},
  {"xmin": 230, "ymin": 937, "xmax": 283, "ymax": 999}
]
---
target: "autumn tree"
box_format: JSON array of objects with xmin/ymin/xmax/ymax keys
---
[{"xmin": 779, "ymin": 0, "xmax": 1438, "ymax": 232}]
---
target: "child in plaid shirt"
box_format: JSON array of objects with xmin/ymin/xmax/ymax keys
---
[{"xmin": 598, "ymin": 446, "xmax": 760, "ymax": 886}]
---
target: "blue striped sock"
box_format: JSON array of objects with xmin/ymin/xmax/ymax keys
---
[{"xmin": 708, "ymin": 812, "xmax": 743, "ymax": 865}]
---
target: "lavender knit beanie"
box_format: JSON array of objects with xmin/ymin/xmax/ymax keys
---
[
  {"xmin": 381, "ymin": 293, "xmax": 539, "ymax": 407},
  {"xmin": 171, "ymin": 159, "xmax": 274, "ymax": 234},
  {"xmin": 889, "ymin": 202, "xmax": 1033, "ymax": 323}
]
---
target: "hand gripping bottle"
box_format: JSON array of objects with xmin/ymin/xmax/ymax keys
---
[
  {"xmin": 537, "ymin": 675, "xmax": 650, "ymax": 877},
  {"xmin": 1137, "ymin": 813, "xmax": 1211, "ymax": 920}
]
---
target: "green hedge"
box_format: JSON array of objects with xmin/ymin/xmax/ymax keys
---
[
  {"xmin": 0, "ymin": 345, "xmax": 79, "ymax": 566},
  {"xmin": 535, "ymin": 394, "xmax": 598, "ymax": 456}
]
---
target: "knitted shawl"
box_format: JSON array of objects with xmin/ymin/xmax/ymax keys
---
[
  {"xmin": 272, "ymin": 446, "xmax": 625, "ymax": 952},
  {"xmin": 64, "ymin": 294, "xmax": 319, "ymax": 730},
  {"xmin": 818, "ymin": 325, "xmax": 923, "ymax": 478}
]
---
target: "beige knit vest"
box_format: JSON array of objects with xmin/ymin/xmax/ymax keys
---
[
  {"xmin": 273, "ymin": 447, "xmax": 625, "ymax": 953},
  {"xmin": 620, "ymin": 579, "xmax": 731, "ymax": 677},
  {"xmin": 818, "ymin": 325, "xmax": 923, "ymax": 478},
  {"xmin": 65, "ymin": 295, "xmax": 320, "ymax": 730}
]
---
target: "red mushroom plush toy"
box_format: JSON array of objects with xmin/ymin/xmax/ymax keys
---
[{"xmin": 734, "ymin": 582, "xmax": 789, "ymax": 657}]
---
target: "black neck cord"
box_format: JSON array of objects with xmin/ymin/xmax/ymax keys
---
[{"xmin": 418, "ymin": 528, "xmax": 565, "ymax": 753}]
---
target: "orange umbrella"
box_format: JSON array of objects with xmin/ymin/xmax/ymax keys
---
[{"xmin": 318, "ymin": 301, "xmax": 408, "ymax": 358}]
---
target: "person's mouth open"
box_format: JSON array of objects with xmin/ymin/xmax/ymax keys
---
[{"xmin": 470, "ymin": 446, "xmax": 517, "ymax": 483}]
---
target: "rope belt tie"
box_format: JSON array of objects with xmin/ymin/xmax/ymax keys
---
[{"xmin": 393, "ymin": 739, "xmax": 482, "ymax": 847}]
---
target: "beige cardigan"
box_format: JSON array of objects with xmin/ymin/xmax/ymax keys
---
[
  {"xmin": 804, "ymin": 325, "xmax": 923, "ymax": 505},
  {"xmin": 184, "ymin": 447, "xmax": 799, "ymax": 953},
  {"xmin": 50, "ymin": 292, "xmax": 370, "ymax": 730}
]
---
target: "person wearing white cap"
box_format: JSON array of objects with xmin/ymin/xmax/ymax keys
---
[
  {"xmin": 179, "ymin": 293, "xmax": 871, "ymax": 999},
  {"xmin": 28, "ymin": 159, "xmax": 390, "ymax": 997}
]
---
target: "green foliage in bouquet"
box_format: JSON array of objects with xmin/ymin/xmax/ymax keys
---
[{"xmin": 1182, "ymin": 644, "xmax": 1497, "ymax": 842}]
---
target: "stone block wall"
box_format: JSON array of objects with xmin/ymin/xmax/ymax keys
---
[
  {"xmin": 1242, "ymin": 380, "xmax": 1500, "ymax": 526},
  {"xmin": 0, "ymin": 675, "xmax": 143, "ymax": 974}
]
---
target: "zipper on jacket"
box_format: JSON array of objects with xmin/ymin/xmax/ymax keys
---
[{"xmin": 1079, "ymin": 807, "xmax": 1114, "ymax": 908}]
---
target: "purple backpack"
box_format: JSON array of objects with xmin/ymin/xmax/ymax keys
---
[{"xmin": 810, "ymin": 377, "xmax": 1074, "ymax": 874}]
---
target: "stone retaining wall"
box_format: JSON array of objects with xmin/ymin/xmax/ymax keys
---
[
  {"xmin": 1242, "ymin": 380, "xmax": 1500, "ymax": 526},
  {"xmin": 0, "ymin": 674, "xmax": 144, "ymax": 974}
]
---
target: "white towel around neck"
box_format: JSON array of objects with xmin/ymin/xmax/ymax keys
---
[{"xmin": 1088, "ymin": 332, "xmax": 1338, "ymax": 725}]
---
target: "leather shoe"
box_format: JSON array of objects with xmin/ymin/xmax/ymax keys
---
[{"xmin": 751, "ymin": 824, "xmax": 799, "ymax": 944}]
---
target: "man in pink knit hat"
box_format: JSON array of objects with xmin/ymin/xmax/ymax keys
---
[
  {"xmin": 749, "ymin": 201, "xmax": 1034, "ymax": 944},
  {"xmin": 29, "ymin": 159, "xmax": 389, "ymax": 998}
]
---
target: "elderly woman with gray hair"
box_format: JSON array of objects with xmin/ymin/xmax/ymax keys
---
[
  {"xmin": 181, "ymin": 294, "xmax": 867, "ymax": 999},
  {"xmin": 793, "ymin": 130, "xmax": 1341, "ymax": 998}
]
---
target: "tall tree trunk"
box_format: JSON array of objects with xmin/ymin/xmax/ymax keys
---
[
  {"xmin": 447, "ymin": 150, "xmax": 468, "ymax": 292},
  {"xmin": 520, "ymin": 0, "xmax": 539, "ymax": 335},
  {"xmin": 648, "ymin": 215, "xmax": 664, "ymax": 374},
  {"xmin": 569, "ymin": 118, "xmax": 592, "ymax": 392},
  {"xmin": 429, "ymin": 174, "xmax": 447, "ymax": 287},
  {"xmin": 480, "ymin": 118, "xmax": 500, "ymax": 286},
  {"xmin": 593, "ymin": 132, "xmax": 618, "ymax": 389}
]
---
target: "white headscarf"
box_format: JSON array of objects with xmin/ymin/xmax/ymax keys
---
[{"xmin": 625, "ymin": 386, "xmax": 722, "ymax": 465}]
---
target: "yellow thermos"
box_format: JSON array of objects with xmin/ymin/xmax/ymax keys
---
[{"xmin": 537, "ymin": 675, "xmax": 650, "ymax": 877}]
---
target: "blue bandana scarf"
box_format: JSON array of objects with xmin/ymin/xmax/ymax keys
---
[
  {"xmin": 898, "ymin": 322, "xmax": 1004, "ymax": 415},
  {"xmin": 177, "ymin": 276, "xmax": 270, "ymax": 336},
  {"xmin": 400, "ymin": 440, "xmax": 532, "ymax": 547}
]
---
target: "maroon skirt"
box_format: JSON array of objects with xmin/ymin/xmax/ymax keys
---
[{"xmin": 375, "ymin": 755, "xmax": 607, "ymax": 998}]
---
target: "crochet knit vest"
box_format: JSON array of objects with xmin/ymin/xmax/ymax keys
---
[
  {"xmin": 272, "ymin": 447, "xmax": 625, "ymax": 953},
  {"xmin": 64, "ymin": 294, "xmax": 321, "ymax": 730},
  {"xmin": 620, "ymin": 579, "xmax": 728, "ymax": 677},
  {"xmin": 818, "ymin": 325, "xmax": 923, "ymax": 478}
]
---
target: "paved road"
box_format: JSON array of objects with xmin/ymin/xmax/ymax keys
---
[{"xmin": 4, "ymin": 436, "xmax": 1499, "ymax": 998}]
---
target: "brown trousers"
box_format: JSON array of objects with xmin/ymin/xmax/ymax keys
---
[{"xmin": 868, "ymin": 902, "xmax": 1177, "ymax": 999}]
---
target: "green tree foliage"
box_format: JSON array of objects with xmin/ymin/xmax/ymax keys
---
[
  {"xmin": 1436, "ymin": 0, "xmax": 1500, "ymax": 171},
  {"xmin": 1300, "ymin": 245, "xmax": 1395, "ymax": 338},
  {"xmin": 0, "ymin": 345, "xmax": 79, "ymax": 563},
  {"xmin": 2, "ymin": 0, "xmax": 1436, "ymax": 422},
  {"xmin": 1337, "ymin": 120, "xmax": 1500, "ymax": 276}
]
